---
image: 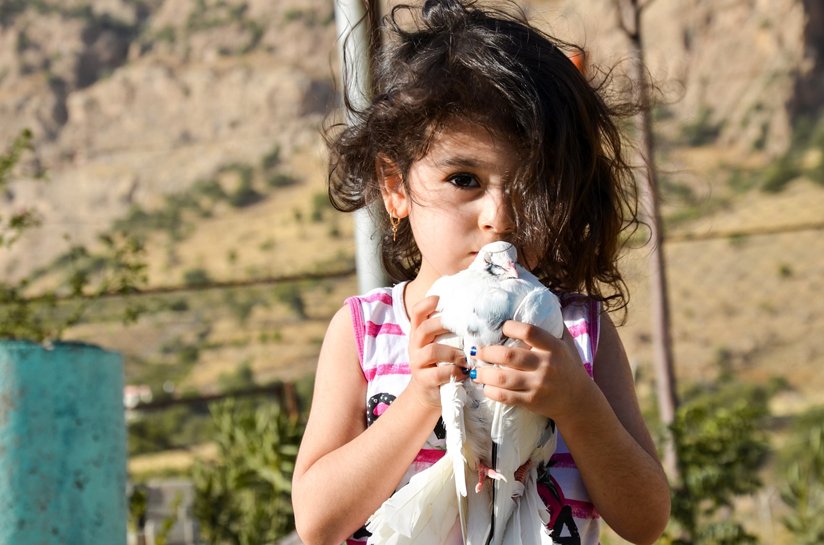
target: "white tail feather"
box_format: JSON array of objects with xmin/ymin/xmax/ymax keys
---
[
  {"xmin": 505, "ymin": 467, "xmax": 549, "ymax": 545},
  {"xmin": 440, "ymin": 379, "xmax": 471, "ymax": 541},
  {"xmin": 366, "ymin": 454, "xmax": 459, "ymax": 544},
  {"xmin": 465, "ymin": 474, "xmax": 492, "ymax": 545}
]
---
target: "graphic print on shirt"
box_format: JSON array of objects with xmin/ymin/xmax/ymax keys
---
[
  {"xmin": 367, "ymin": 392, "xmax": 446, "ymax": 441},
  {"xmin": 434, "ymin": 416, "xmax": 446, "ymax": 440},
  {"xmin": 366, "ymin": 392, "xmax": 396, "ymax": 425},
  {"xmin": 537, "ymin": 463, "xmax": 581, "ymax": 545}
]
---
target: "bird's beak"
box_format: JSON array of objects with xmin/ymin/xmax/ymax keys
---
[{"xmin": 506, "ymin": 261, "xmax": 519, "ymax": 279}]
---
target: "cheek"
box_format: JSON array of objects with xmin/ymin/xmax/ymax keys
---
[{"xmin": 410, "ymin": 205, "xmax": 460, "ymax": 230}]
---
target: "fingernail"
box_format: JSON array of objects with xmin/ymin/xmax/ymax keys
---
[
  {"xmin": 469, "ymin": 346, "xmax": 477, "ymax": 357},
  {"xmin": 469, "ymin": 369, "xmax": 477, "ymax": 380}
]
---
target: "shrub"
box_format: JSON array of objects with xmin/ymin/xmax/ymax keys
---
[
  {"xmin": 128, "ymin": 404, "xmax": 211, "ymax": 456},
  {"xmin": 192, "ymin": 399, "xmax": 302, "ymax": 544},
  {"xmin": 183, "ymin": 268, "xmax": 211, "ymax": 287},
  {"xmin": 779, "ymin": 406, "xmax": 824, "ymax": 544},
  {"xmin": 273, "ymin": 283, "xmax": 306, "ymax": 319},
  {"xmin": 223, "ymin": 289, "xmax": 262, "ymax": 324},
  {"xmin": 228, "ymin": 182, "xmax": 263, "ymax": 208},
  {"xmin": 261, "ymin": 145, "xmax": 281, "ymax": 172},
  {"xmin": 664, "ymin": 373, "xmax": 773, "ymax": 545},
  {"xmin": 310, "ymin": 191, "xmax": 331, "ymax": 222},
  {"xmin": 762, "ymin": 154, "xmax": 801, "ymax": 193},
  {"xmin": 681, "ymin": 107, "xmax": 722, "ymax": 147},
  {"xmin": 266, "ymin": 172, "xmax": 297, "ymax": 188},
  {"xmin": 167, "ymin": 298, "xmax": 190, "ymax": 312},
  {"xmin": 217, "ymin": 360, "xmax": 256, "ymax": 393}
]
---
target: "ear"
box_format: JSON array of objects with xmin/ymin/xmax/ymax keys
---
[{"xmin": 376, "ymin": 156, "xmax": 409, "ymax": 219}]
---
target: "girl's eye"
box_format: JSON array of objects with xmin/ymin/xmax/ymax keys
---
[{"xmin": 447, "ymin": 173, "xmax": 480, "ymax": 189}]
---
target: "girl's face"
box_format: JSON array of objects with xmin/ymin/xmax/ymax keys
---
[{"xmin": 382, "ymin": 120, "xmax": 521, "ymax": 289}]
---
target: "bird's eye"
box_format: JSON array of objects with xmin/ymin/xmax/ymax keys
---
[{"xmin": 447, "ymin": 173, "xmax": 480, "ymax": 189}]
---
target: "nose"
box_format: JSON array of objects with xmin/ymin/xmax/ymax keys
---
[{"xmin": 478, "ymin": 188, "xmax": 514, "ymax": 236}]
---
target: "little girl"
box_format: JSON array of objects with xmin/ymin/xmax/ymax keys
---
[{"xmin": 292, "ymin": 1, "xmax": 670, "ymax": 544}]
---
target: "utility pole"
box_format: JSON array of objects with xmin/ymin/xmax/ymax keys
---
[
  {"xmin": 334, "ymin": 0, "xmax": 389, "ymax": 293},
  {"xmin": 614, "ymin": 0, "xmax": 680, "ymax": 480}
]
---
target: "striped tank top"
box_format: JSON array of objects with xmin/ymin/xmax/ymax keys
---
[{"xmin": 345, "ymin": 281, "xmax": 602, "ymax": 545}]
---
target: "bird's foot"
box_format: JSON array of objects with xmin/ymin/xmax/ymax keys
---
[
  {"xmin": 513, "ymin": 460, "xmax": 532, "ymax": 483},
  {"xmin": 474, "ymin": 462, "xmax": 506, "ymax": 493}
]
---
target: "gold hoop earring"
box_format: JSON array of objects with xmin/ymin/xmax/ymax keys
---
[{"xmin": 390, "ymin": 216, "xmax": 401, "ymax": 242}]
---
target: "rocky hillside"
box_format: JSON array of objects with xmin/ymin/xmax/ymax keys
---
[
  {"xmin": 2, "ymin": 0, "xmax": 822, "ymax": 281},
  {"xmin": 1, "ymin": 0, "xmax": 823, "ymax": 398},
  {"xmin": 1, "ymin": 0, "xmax": 339, "ymax": 281},
  {"xmin": 544, "ymin": 0, "xmax": 817, "ymax": 150}
]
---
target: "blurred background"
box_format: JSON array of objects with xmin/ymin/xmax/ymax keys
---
[{"xmin": 1, "ymin": 0, "xmax": 822, "ymax": 544}]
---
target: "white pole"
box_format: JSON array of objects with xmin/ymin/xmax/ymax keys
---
[{"xmin": 334, "ymin": 0, "xmax": 389, "ymax": 293}]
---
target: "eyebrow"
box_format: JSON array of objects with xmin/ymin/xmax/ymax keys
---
[{"xmin": 433, "ymin": 156, "xmax": 490, "ymax": 170}]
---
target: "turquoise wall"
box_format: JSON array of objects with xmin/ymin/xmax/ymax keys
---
[{"xmin": 0, "ymin": 341, "xmax": 127, "ymax": 545}]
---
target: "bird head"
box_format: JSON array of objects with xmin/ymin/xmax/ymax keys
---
[{"xmin": 475, "ymin": 241, "xmax": 519, "ymax": 279}]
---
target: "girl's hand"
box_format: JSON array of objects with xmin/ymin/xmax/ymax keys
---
[
  {"xmin": 406, "ymin": 295, "xmax": 468, "ymax": 408},
  {"xmin": 471, "ymin": 320, "xmax": 595, "ymax": 420}
]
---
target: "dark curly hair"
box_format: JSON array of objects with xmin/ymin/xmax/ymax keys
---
[{"xmin": 326, "ymin": 0, "xmax": 640, "ymax": 310}]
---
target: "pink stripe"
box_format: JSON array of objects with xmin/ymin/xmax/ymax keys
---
[
  {"xmin": 346, "ymin": 297, "xmax": 365, "ymax": 365},
  {"xmin": 568, "ymin": 498, "xmax": 599, "ymax": 519},
  {"xmin": 583, "ymin": 362, "xmax": 593, "ymax": 378},
  {"xmin": 566, "ymin": 320, "xmax": 589, "ymax": 338},
  {"xmin": 363, "ymin": 362, "xmax": 410, "ymax": 381},
  {"xmin": 365, "ymin": 321, "xmax": 403, "ymax": 337},
  {"xmin": 414, "ymin": 448, "xmax": 446, "ymax": 465},
  {"xmin": 360, "ymin": 292, "xmax": 393, "ymax": 305},
  {"xmin": 549, "ymin": 452, "xmax": 577, "ymax": 468}
]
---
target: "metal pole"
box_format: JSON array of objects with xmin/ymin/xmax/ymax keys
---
[{"xmin": 334, "ymin": 0, "xmax": 389, "ymax": 293}]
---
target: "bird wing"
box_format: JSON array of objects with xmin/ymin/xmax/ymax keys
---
[
  {"xmin": 510, "ymin": 285, "xmax": 564, "ymax": 339},
  {"xmin": 486, "ymin": 283, "xmax": 562, "ymax": 544}
]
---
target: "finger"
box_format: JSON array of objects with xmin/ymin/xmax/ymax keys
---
[
  {"xmin": 439, "ymin": 362, "xmax": 472, "ymax": 384},
  {"xmin": 470, "ymin": 365, "xmax": 532, "ymax": 392},
  {"xmin": 474, "ymin": 344, "xmax": 537, "ymax": 371},
  {"xmin": 409, "ymin": 295, "xmax": 440, "ymax": 329},
  {"xmin": 479, "ymin": 384, "xmax": 533, "ymax": 406},
  {"xmin": 410, "ymin": 314, "xmax": 453, "ymax": 348},
  {"xmin": 414, "ymin": 357, "xmax": 471, "ymax": 389},
  {"xmin": 413, "ymin": 343, "xmax": 467, "ymax": 370},
  {"xmin": 501, "ymin": 320, "xmax": 565, "ymax": 349}
]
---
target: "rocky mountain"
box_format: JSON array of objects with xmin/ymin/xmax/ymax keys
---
[
  {"xmin": 1, "ymin": 0, "xmax": 339, "ymax": 280},
  {"xmin": 544, "ymin": 0, "xmax": 819, "ymax": 149},
  {"xmin": 2, "ymin": 0, "xmax": 823, "ymax": 279}
]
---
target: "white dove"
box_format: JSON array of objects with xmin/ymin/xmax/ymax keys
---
[{"xmin": 366, "ymin": 241, "xmax": 564, "ymax": 545}]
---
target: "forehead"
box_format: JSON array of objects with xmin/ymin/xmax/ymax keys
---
[{"xmin": 421, "ymin": 120, "xmax": 520, "ymax": 174}]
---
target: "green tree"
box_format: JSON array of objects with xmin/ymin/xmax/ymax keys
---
[
  {"xmin": 1, "ymin": 130, "xmax": 147, "ymax": 341},
  {"xmin": 0, "ymin": 129, "xmax": 39, "ymax": 249},
  {"xmin": 779, "ymin": 407, "xmax": 824, "ymax": 544},
  {"xmin": 663, "ymin": 374, "xmax": 773, "ymax": 545},
  {"xmin": 192, "ymin": 398, "xmax": 302, "ymax": 545}
]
